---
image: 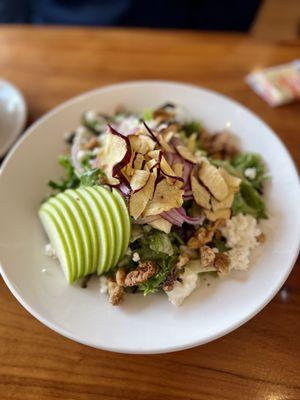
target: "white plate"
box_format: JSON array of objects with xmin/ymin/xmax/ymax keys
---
[
  {"xmin": 0, "ymin": 81, "xmax": 299, "ymax": 354},
  {"xmin": 0, "ymin": 79, "xmax": 27, "ymax": 157}
]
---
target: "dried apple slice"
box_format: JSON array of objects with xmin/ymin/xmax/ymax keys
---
[
  {"xmin": 204, "ymin": 208, "xmax": 231, "ymax": 221},
  {"xmin": 96, "ymin": 125, "xmax": 131, "ymax": 185},
  {"xmin": 175, "ymin": 145, "xmax": 197, "ymax": 163},
  {"xmin": 130, "ymin": 170, "xmax": 150, "ymax": 192},
  {"xmin": 173, "ymin": 162, "xmax": 184, "ymax": 188},
  {"xmin": 129, "ymin": 169, "xmax": 157, "ymax": 219},
  {"xmin": 129, "ymin": 134, "xmax": 156, "ymax": 154},
  {"xmin": 198, "ymin": 159, "xmax": 228, "ymax": 201},
  {"xmin": 191, "ymin": 176, "xmax": 211, "ymax": 209},
  {"xmin": 211, "ymin": 192, "xmax": 234, "ymax": 211},
  {"xmin": 143, "ymin": 121, "xmax": 174, "ymax": 153},
  {"xmin": 143, "ymin": 179, "xmax": 184, "ymax": 216},
  {"xmin": 149, "ymin": 216, "xmax": 172, "ymax": 234},
  {"xmin": 132, "ymin": 152, "xmax": 145, "ymax": 170},
  {"xmin": 219, "ymin": 168, "xmax": 241, "ymax": 192}
]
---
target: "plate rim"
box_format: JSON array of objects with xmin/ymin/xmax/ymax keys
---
[{"xmin": 0, "ymin": 80, "xmax": 299, "ymax": 354}]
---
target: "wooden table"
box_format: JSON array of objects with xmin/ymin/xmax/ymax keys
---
[{"xmin": 0, "ymin": 27, "xmax": 299, "ymax": 400}]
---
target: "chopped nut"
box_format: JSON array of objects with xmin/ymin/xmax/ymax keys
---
[
  {"xmin": 83, "ymin": 136, "xmax": 99, "ymax": 150},
  {"xmin": 115, "ymin": 268, "xmax": 126, "ymax": 286},
  {"xmin": 162, "ymin": 268, "xmax": 178, "ymax": 292},
  {"xmin": 124, "ymin": 261, "xmax": 157, "ymax": 286},
  {"xmin": 153, "ymin": 108, "xmax": 174, "ymax": 122},
  {"xmin": 196, "ymin": 227, "xmax": 214, "ymax": 245},
  {"xmin": 107, "ymin": 280, "xmax": 124, "ymax": 305},
  {"xmin": 210, "ymin": 218, "xmax": 226, "ymax": 230},
  {"xmin": 214, "ymin": 230, "xmax": 222, "ymax": 240},
  {"xmin": 256, "ymin": 233, "xmax": 266, "ymax": 243},
  {"xmin": 214, "ymin": 253, "xmax": 230, "ymax": 275},
  {"xmin": 187, "ymin": 237, "xmax": 200, "ymax": 249},
  {"xmin": 200, "ymin": 245, "xmax": 216, "ymax": 267},
  {"xmin": 180, "ymin": 245, "xmax": 198, "ymax": 260}
]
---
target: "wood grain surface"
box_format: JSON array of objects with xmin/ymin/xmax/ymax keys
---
[{"xmin": 0, "ymin": 26, "xmax": 299, "ymax": 400}]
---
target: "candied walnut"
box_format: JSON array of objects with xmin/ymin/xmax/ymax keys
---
[
  {"xmin": 115, "ymin": 268, "xmax": 126, "ymax": 286},
  {"xmin": 214, "ymin": 253, "xmax": 230, "ymax": 275},
  {"xmin": 162, "ymin": 268, "xmax": 179, "ymax": 292},
  {"xmin": 83, "ymin": 136, "xmax": 99, "ymax": 150},
  {"xmin": 187, "ymin": 237, "xmax": 200, "ymax": 249},
  {"xmin": 201, "ymin": 131, "xmax": 238, "ymax": 159},
  {"xmin": 107, "ymin": 280, "xmax": 124, "ymax": 306},
  {"xmin": 256, "ymin": 233, "xmax": 266, "ymax": 243},
  {"xmin": 200, "ymin": 245, "xmax": 216, "ymax": 267},
  {"xmin": 124, "ymin": 261, "xmax": 157, "ymax": 287},
  {"xmin": 196, "ymin": 227, "xmax": 214, "ymax": 245},
  {"xmin": 210, "ymin": 218, "xmax": 226, "ymax": 231}
]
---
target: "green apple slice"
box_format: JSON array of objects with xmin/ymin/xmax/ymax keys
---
[
  {"xmin": 66, "ymin": 189, "xmax": 98, "ymax": 274},
  {"xmin": 112, "ymin": 188, "xmax": 131, "ymax": 258},
  {"xmin": 39, "ymin": 206, "xmax": 75, "ymax": 283},
  {"xmin": 48, "ymin": 195, "xmax": 85, "ymax": 280},
  {"xmin": 77, "ymin": 187, "xmax": 111, "ymax": 274},
  {"xmin": 61, "ymin": 191, "xmax": 93, "ymax": 276},
  {"xmin": 94, "ymin": 186, "xmax": 123, "ymax": 271}
]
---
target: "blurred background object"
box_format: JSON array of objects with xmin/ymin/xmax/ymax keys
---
[{"xmin": 0, "ymin": 0, "xmax": 261, "ymax": 31}]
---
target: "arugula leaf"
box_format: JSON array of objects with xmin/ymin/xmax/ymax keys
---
[
  {"xmin": 48, "ymin": 155, "xmax": 80, "ymax": 192},
  {"xmin": 232, "ymin": 181, "xmax": 267, "ymax": 219},
  {"xmin": 231, "ymin": 153, "xmax": 268, "ymax": 190},
  {"xmin": 138, "ymin": 256, "xmax": 177, "ymax": 295}
]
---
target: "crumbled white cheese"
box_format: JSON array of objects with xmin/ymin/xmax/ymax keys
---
[
  {"xmin": 167, "ymin": 267, "xmax": 198, "ymax": 306},
  {"xmin": 244, "ymin": 167, "xmax": 257, "ymax": 180},
  {"xmin": 132, "ymin": 252, "xmax": 140, "ymax": 262},
  {"xmin": 45, "ymin": 243, "xmax": 57, "ymax": 259},
  {"xmin": 99, "ymin": 276, "xmax": 108, "ymax": 294},
  {"xmin": 76, "ymin": 149, "xmax": 87, "ymax": 162},
  {"xmin": 85, "ymin": 110, "xmax": 97, "ymax": 122},
  {"xmin": 92, "ymin": 147, "xmax": 101, "ymax": 155},
  {"xmin": 221, "ymin": 214, "xmax": 261, "ymax": 271},
  {"xmin": 76, "ymin": 125, "xmax": 86, "ymax": 135}
]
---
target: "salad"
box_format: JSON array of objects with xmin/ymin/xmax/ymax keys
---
[{"xmin": 39, "ymin": 103, "xmax": 268, "ymax": 306}]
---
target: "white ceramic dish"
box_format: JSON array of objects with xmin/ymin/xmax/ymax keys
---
[
  {"xmin": 0, "ymin": 79, "xmax": 27, "ymax": 158},
  {"xmin": 0, "ymin": 81, "xmax": 299, "ymax": 354}
]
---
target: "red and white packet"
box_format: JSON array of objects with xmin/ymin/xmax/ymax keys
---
[{"xmin": 246, "ymin": 60, "xmax": 300, "ymax": 106}]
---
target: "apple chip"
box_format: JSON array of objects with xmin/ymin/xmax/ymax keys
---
[
  {"xmin": 143, "ymin": 179, "xmax": 184, "ymax": 216},
  {"xmin": 157, "ymin": 134, "xmax": 174, "ymax": 153},
  {"xmin": 173, "ymin": 162, "xmax": 184, "ymax": 188},
  {"xmin": 187, "ymin": 133, "xmax": 197, "ymax": 154},
  {"xmin": 145, "ymin": 158, "xmax": 159, "ymax": 171},
  {"xmin": 219, "ymin": 168, "xmax": 241, "ymax": 192},
  {"xmin": 129, "ymin": 169, "xmax": 157, "ymax": 219},
  {"xmin": 198, "ymin": 159, "xmax": 228, "ymax": 201},
  {"xmin": 160, "ymin": 156, "xmax": 177, "ymax": 177},
  {"xmin": 211, "ymin": 193, "xmax": 234, "ymax": 211},
  {"xmin": 204, "ymin": 208, "xmax": 231, "ymax": 222},
  {"xmin": 132, "ymin": 152, "xmax": 145, "ymax": 170},
  {"xmin": 147, "ymin": 150, "xmax": 162, "ymax": 161},
  {"xmin": 191, "ymin": 176, "xmax": 211, "ymax": 209},
  {"xmin": 97, "ymin": 127, "xmax": 131, "ymax": 185},
  {"xmin": 149, "ymin": 217, "xmax": 172, "ymax": 234},
  {"xmin": 130, "ymin": 170, "xmax": 150, "ymax": 192},
  {"xmin": 176, "ymin": 145, "xmax": 197, "ymax": 163},
  {"xmin": 129, "ymin": 134, "xmax": 156, "ymax": 155}
]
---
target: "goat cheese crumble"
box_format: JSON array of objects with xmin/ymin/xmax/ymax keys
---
[
  {"xmin": 221, "ymin": 214, "xmax": 261, "ymax": 271},
  {"xmin": 244, "ymin": 167, "xmax": 257, "ymax": 180},
  {"xmin": 167, "ymin": 267, "xmax": 198, "ymax": 306}
]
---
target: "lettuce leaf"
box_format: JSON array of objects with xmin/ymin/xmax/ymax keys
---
[
  {"xmin": 48, "ymin": 155, "xmax": 80, "ymax": 192},
  {"xmin": 232, "ymin": 181, "xmax": 267, "ymax": 219}
]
